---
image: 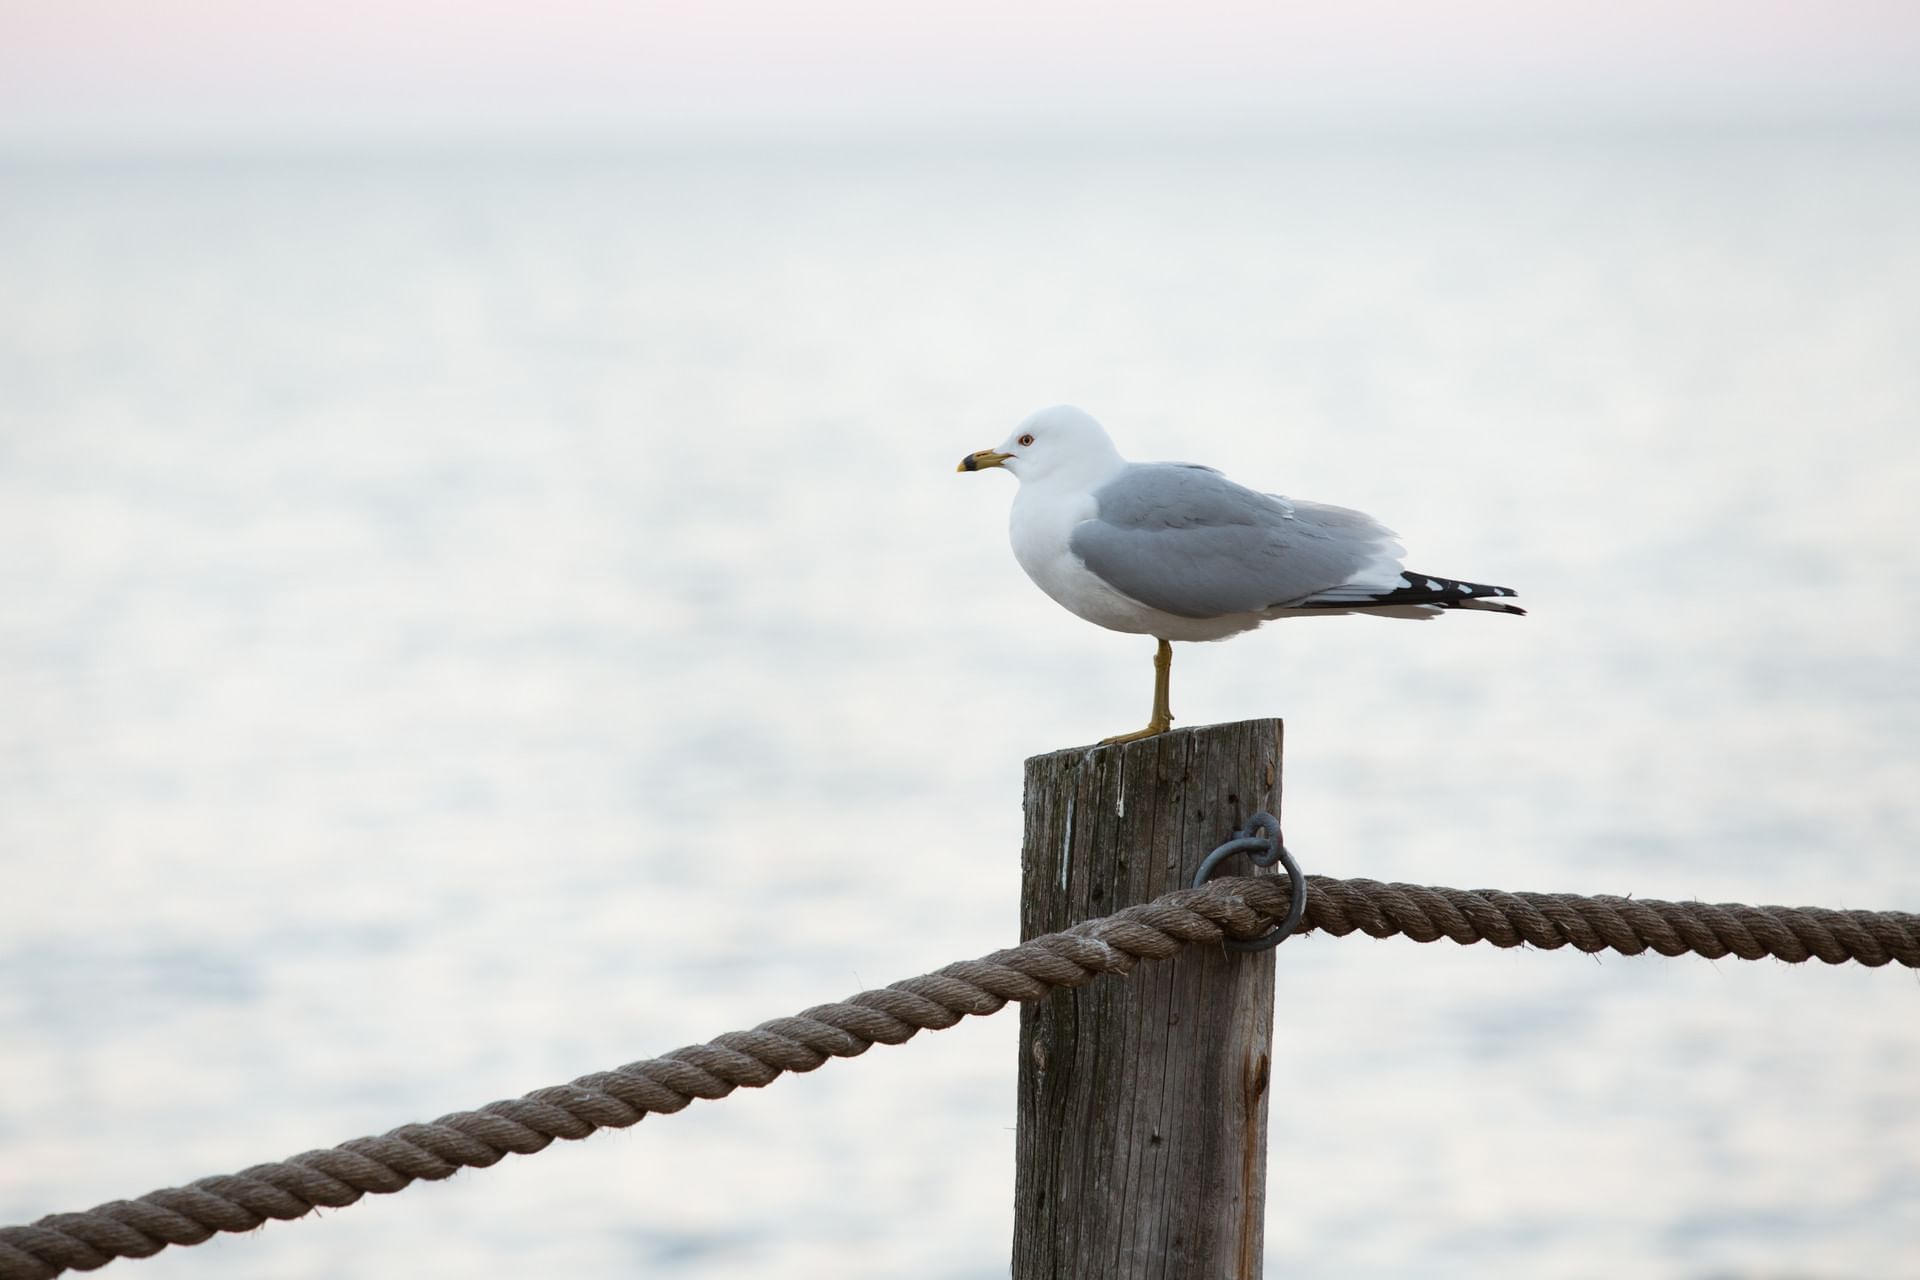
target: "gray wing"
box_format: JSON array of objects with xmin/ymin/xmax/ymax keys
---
[{"xmin": 1068, "ymin": 463, "xmax": 1402, "ymax": 618}]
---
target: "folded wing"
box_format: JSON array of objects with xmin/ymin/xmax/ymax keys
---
[{"xmin": 1069, "ymin": 463, "xmax": 1407, "ymax": 619}]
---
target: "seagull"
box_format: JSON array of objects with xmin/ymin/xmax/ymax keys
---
[{"xmin": 958, "ymin": 405, "xmax": 1524, "ymax": 743}]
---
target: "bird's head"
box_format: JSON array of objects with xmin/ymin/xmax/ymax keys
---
[{"xmin": 956, "ymin": 405, "xmax": 1124, "ymax": 484}]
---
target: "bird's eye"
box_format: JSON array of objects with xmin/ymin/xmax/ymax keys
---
[{"xmin": 1018, "ymin": 433, "xmax": 1035, "ymax": 447}]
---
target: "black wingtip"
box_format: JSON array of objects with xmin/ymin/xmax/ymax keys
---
[
  {"xmin": 1382, "ymin": 571, "xmax": 1525, "ymax": 612},
  {"xmin": 1284, "ymin": 570, "xmax": 1525, "ymax": 614}
]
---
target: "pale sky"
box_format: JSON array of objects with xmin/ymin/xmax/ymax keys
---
[{"xmin": 3, "ymin": 0, "xmax": 1918, "ymax": 147}]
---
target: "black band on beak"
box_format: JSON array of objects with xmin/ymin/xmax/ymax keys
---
[{"xmin": 959, "ymin": 452, "xmax": 980, "ymax": 471}]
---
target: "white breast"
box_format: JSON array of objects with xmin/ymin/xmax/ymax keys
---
[
  {"xmin": 1006, "ymin": 478, "xmax": 1278, "ymax": 643},
  {"xmin": 1007, "ymin": 485, "xmax": 1186, "ymax": 638}
]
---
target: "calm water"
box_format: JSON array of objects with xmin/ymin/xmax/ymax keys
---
[{"xmin": 2, "ymin": 128, "xmax": 1917, "ymax": 1278}]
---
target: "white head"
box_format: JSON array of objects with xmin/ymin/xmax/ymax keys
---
[{"xmin": 956, "ymin": 405, "xmax": 1126, "ymax": 486}]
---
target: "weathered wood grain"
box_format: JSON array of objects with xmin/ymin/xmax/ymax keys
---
[{"xmin": 1013, "ymin": 719, "xmax": 1282, "ymax": 1280}]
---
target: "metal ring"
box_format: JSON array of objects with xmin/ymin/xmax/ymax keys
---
[{"xmin": 1191, "ymin": 810, "xmax": 1306, "ymax": 952}]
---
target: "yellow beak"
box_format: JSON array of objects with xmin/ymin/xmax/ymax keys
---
[{"xmin": 958, "ymin": 449, "xmax": 1012, "ymax": 473}]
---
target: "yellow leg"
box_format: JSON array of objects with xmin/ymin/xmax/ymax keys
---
[{"xmin": 1100, "ymin": 638, "xmax": 1175, "ymax": 745}]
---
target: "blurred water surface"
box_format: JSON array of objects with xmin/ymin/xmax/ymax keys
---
[{"xmin": 2, "ymin": 127, "xmax": 1917, "ymax": 1278}]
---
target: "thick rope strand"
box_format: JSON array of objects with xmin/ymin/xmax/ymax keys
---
[
  {"xmin": 1294, "ymin": 877, "xmax": 1920, "ymax": 965},
  {"xmin": 2, "ymin": 876, "xmax": 1914, "ymax": 1280}
]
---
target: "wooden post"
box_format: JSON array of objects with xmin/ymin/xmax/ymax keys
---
[{"xmin": 1012, "ymin": 718, "xmax": 1281, "ymax": 1280}]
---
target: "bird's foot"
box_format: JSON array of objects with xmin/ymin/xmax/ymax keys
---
[{"xmin": 1098, "ymin": 714, "xmax": 1173, "ymax": 746}]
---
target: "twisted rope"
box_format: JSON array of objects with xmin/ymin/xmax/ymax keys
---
[
  {"xmin": 1293, "ymin": 877, "xmax": 1920, "ymax": 966},
  {"xmin": 3, "ymin": 875, "xmax": 1915, "ymax": 1279}
]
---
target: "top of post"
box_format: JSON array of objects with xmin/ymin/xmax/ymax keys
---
[{"xmin": 1023, "ymin": 717, "xmax": 1284, "ymax": 770}]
